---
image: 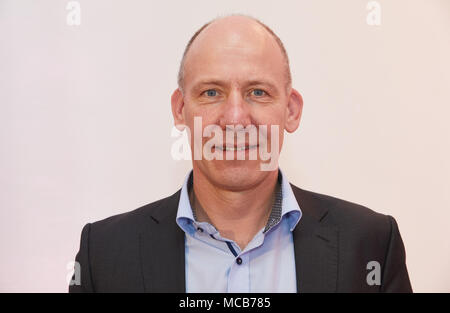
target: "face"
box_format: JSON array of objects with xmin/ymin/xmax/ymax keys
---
[{"xmin": 172, "ymin": 17, "xmax": 303, "ymax": 191}]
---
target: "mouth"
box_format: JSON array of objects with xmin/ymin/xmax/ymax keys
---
[{"xmin": 215, "ymin": 144, "xmax": 259, "ymax": 151}]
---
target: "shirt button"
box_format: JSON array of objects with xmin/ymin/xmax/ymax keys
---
[{"xmin": 236, "ymin": 257, "xmax": 242, "ymax": 265}]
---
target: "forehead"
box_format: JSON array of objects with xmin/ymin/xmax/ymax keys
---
[{"xmin": 183, "ymin": 18, "xmax": 287, "ymax": 89}]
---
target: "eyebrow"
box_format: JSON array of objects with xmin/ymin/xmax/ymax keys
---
[
  {"xmin": 192, "ymin": 80, "xmax": 227, "ymax": 90},
  {"xmin": 245, "ymin": 80, "xmax": 278, "ymax": 92},
  {"xmin": 191, "ymin": 79, "xmax": 279, "ymax": 92}
]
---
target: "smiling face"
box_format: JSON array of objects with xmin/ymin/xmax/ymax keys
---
[{"xmin": 172, "ymin": 16, "xmax": 303, "ymax": 191}]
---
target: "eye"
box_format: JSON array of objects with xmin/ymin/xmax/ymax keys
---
[
  {"xmin": 204, "ymin": 89, "xmax": 218, "ymax": 97},
  {"xmin": 252, "ymin": 89, "xmax": 266, "ymax": 97}
]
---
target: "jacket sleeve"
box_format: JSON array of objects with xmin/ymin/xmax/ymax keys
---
[
  {"xmin": 69, "ymin": 223, "xmax": 95, "ymax": 293},
  {"xmin": 380, "ymin": 215, "xmax": 413, "ymax": 293}
]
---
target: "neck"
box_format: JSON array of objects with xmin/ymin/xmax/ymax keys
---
[{"xmin": 190, "ymin": 168, "xmax": 279, "ymax": 250}]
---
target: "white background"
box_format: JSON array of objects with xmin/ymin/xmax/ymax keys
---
[{"xmin": 1, "ymin": 0, "xmax": 449, "ymax": 292}]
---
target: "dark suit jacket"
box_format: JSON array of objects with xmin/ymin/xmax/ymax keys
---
[{"xmin": 69, "ymin": 184, "xmax": 412, "ymax": 293}]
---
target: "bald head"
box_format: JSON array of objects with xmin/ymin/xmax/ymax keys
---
[{"xmin": 177, "ymin": 15, "xmax": 291, "ymax": 92}]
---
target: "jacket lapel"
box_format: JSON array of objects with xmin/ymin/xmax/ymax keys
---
[
  {"xmin": 139, "ymin": 190, "xmax": 186, "ymax": 292},
  {"xmin": 139, "ymin": 184, "xmax": 339, "ymax": 293},
  {"xmin": 291, "ymin": 185, "xmax": 339, "ymax": 293}
]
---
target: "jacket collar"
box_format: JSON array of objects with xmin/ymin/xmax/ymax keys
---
[
  {"xmin": 291, "ymin": 184, "xmax": 339, "ymax": 293},
  {"xmin": 140, "ymin": 190, "xmax": 186, "ymax": 292},
  {"xmin": 140, "ymin": 184, "xmax": 339, "ymax": 293}
]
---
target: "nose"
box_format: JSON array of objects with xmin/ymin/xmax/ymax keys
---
[{"xmin": 218, "ymin": 88, "xmax": 252, "ymax": 129}]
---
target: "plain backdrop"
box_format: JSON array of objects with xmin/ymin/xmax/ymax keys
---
[{"xmin": 1, "ymin": 0, "xmax": 449, "ymax": 292}]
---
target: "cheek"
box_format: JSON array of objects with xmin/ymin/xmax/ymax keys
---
[
  {"xmin": 184, "ymin": 102, "xmax": 215, "ymax": 125},
  {"xmin": 183, "ymin": 106, "xmax": 222, "ymax": 144},
  {"xmin": 251, "ymin": 106, "xmax": 286, "ymax": 149},
  {"xmin": 251, "ymin": 106, "xmax": 286, "ymax": 130},
  {"xmin": 186, "ymin": 97, "xmax": 221, "ymax": 116}
]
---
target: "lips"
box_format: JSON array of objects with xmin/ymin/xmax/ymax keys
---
[{"xmin": 215, "ymin": 144, "xmax": 258, "ymax": 151}]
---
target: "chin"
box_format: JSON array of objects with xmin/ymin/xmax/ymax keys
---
[{"xmin": 200, "ymin": 160, "xmax": 273, "ymax": 191}]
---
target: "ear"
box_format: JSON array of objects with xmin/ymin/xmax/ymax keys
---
[
  {"xmin": 285, "ymin": 88, "xmax": 303, "ymax": 133},
  {"xmin": 171, "ymin": 88, "xmax": 186, "ymax": 131}
]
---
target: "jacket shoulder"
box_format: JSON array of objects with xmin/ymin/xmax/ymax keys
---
[
  {"xmin": 88, "ymin": 189, "xmax": 181, "ymax": 239},
  {"xmin": 291, "ymin": 185, "xmax": 393, "ymax": 245},
  {"xmin": 291, "ymin": 185, "xmax": 411, "ymax": 292},
  {"xmin": 292, "ymin": 185, "xmax": 389, "ymax": 225}
]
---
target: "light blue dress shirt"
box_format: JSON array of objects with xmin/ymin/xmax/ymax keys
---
[{"xmin": 176, "ymin": 169, "xmax": 302, "ymax": 293}]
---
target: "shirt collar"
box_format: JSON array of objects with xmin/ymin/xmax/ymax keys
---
[
  {"xmin": 176, "ymin": 169, "xmax": 302, "ymax": 235},
  {"xmin": 176, "ymin": 171, "xmax": 197, "ymax": 236},
  {"xmin": 279, "ymin": 168, "xmax": 302, "ymax": 231}
]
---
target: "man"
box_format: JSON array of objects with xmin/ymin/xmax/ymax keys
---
[{"xmin": 69, "ymin": 15, "xmax": 412, "ymax": 293}]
